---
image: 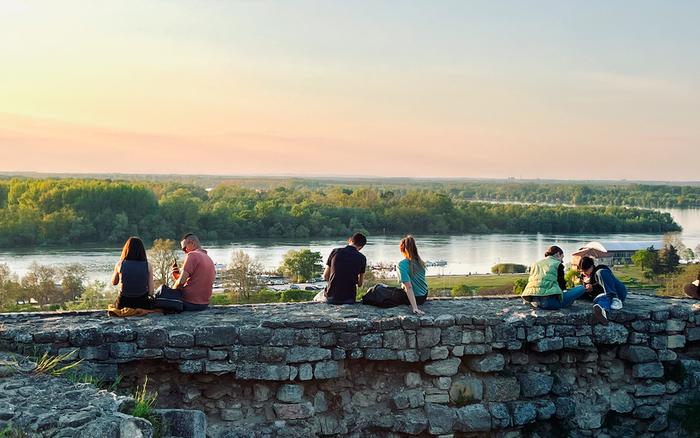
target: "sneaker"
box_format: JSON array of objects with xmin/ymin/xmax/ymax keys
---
[
  {"xmin": 611, "ymin": 297, "xmax": 623, "ymax": 310},
  {"xmin": 593, "ymin": 304, "xmax": 609, "ymax": 325}
]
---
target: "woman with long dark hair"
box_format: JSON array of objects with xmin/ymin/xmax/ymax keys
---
[
  {"xmin": 112, "ymin": 236, "xmax": 154, "ymax": 309},
  {"xmin": 397, "ymin": 235, "xmax": 428, "ymax": 315}
]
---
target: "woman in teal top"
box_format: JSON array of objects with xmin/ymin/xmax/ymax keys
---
[{"xmin": 397, "ymin": 235, "xmax": 428, "ymax": 315}]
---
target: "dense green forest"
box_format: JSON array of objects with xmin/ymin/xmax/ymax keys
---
[
  {"xmin": 0, "ymin": 178, "xmax": 681, "ymax": 247},
  {"xmin": 4, "ymin": 173, "xmax": 700, "ymax": 208}
]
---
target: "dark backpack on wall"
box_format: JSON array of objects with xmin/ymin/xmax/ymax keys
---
[
  {"xmin": 361, "ymin": 284, "xmax": 407, "ymax": 308},
  {"xmin": 153, "ymin": 285, "xmax": 184, "ymax": 312}
]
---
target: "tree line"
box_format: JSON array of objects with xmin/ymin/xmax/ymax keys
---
[{"xmin": 0, "ymin": 178, "xmax": 681, "ymax": 247}]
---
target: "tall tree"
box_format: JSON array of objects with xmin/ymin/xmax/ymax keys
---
[
  {"xmin": 59, "ymin": 263, "xmax": 87, "ymax": 301},
  {"xmin": 280, "ymin": 249, "xmax": 323, "ymax": 283},
  {"xmin": 632, "ymin": 248, "xmax": 657, "ymax": 272},
  {"xmin": 225, "ymin": 251, "xmax": 263, "ymax": 300},
  {"xmin": 21, "ymin": 262, "xmax": 61, "ymax": 308},
  {"xmin": 149, "ymin": 239, "xmax": 178, "ymax": 288}
]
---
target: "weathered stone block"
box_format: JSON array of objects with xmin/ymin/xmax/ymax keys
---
[
  {"xmin": 453, "ymin": 403, "xmax": 491, "ymax": 432},
  {"xmin": 488, "ymin": 402, "xmax": 511, "ymax": 428},
  {"xmin": 110, "ymin": 342, "xmax": 136, "ymax": 359},
  {"xmin": 430, "ymin": 346, "xmax": 449, "ymax": 360},
  {"xmin": 238, "ymin": 327, "xmax": 272, "ymax": 345},
  {"xmin": 632, "ymin": 362, "xmax": 664, "ymax": 379},
  {"xmin": 154, "ymin": 409, "xmax": 207, "ymax": 438},
  {"xmin": 426, "ymin": 403, "xmax": 456, "ymax": 434},
  {"xmin": 277, "ymin": 384, "xmax": 304, "ymax": 403},
  {"xmin": 314, "ymin": 361, "xmax": 341, "ymax": 379},
  {"xmin": 424, "ymin": 358, "xmax": 461, "ymax": 376},
  {"xmin": 536, "ymin": 400, "xmax": 556, "ymax": 420},
  {"xmin": 204, "ymin": 361, "xmax": 235, "ymax": 374},
  {"xmin": 360, "ymin": 333, "xmax": 383, "ymax": 348},
  {"xmin": 635, "ymin": 382, "xmax": 666, "ymax": 396},
  {"xmin": 287, "ymin": 346, "xmax": 331, "ymax": 363},
  {"xmin": 383, "ymin": 330, "xmax": 407, "ymax": 349},
  {"xmin": 593, "ymin": 323, "xmax": 628, "ymax": 344},
  {"xmin": 618, "ymin": 345, "xmax": 657, "ymax": 363},
  {"xmin": 365, "ymin": 348, "xmax": 398, "ymax": 361},
  {"xmin": 510, "ymin": 401, "xmax": 537, "ymax": 426},
  {"xmin": 609, "ymin": 390, "xmax": 634, "ymax": 413},
  {"xmin": 168, "ymin": 332, "xmax": 194, "ymax": 348},
  {"xmin": 392, "ymin": 388, "xmax": 425, "ymax": 410},
  {"xmin": 483, "ymin": 376, "xmax": 520, "ymax": 402},
  {"xmin": 80, "ymin": 346, "xmax": 109, "ymax": 361},
  {"xmin": 393, "ymin": 408, "xmax": 428, "ymax": 434},
  {"xmin": 462, "ymin": 330, "xmax": 486, "ymax": 344},
  {"xmin": 450, "ymin": 376, "xmax": 483, "ymax": 402},
  {"xmin": 236, "ymin": 363, "xmax": 290, "ymax": 380},
  {"xmin": 178, "ymin": 360, "xmax": 204, "ymax": 374},
  {"xmin": 517, "ymin": 372, "xmax": 553, "ymax": 397},
  {"xmin": 69, "ymin": 328, "xmax": 102, "ymax": 347},
  {"xmin": 467, "ymin": 354, "xmax": 505, "ymax": 373},
  {"xmin": 532, "ymin": 337, "xmax": 563, "ymax": 352},
  {"xmin": 273, "ymin": 402, "xmax": 314, "ymax": 420},
  {"xmin": 194, "ymin": 327, "xmax": 237, "ymax": 347},
  {"xmin": 688, "ymin": 327, "xmax": 700, "ymax": 342},
  {"xmin": 417, "ymin": 327, "xmax": 441, "ymax": 349},
  {"xmin": 137, "ymin": 328, "xmax": 168, "ymax": 349}
]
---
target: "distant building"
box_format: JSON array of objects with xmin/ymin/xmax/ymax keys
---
[{"xmin": 571, "ymin": 241, "xmax": 662, "ymax": 268}]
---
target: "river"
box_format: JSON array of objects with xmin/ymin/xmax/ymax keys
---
[{"xmin": 1, "ymin": 208, "xmax": 699, "ymax": 281}]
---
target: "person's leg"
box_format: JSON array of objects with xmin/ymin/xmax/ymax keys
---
[
  {"xmin": 684, "ymin": 283, "xmax": 700, "ymax": 299},
  {"xmin": 415, "ymin": 294, "xmax": 428, "ymax": 305},
  {"xmin": 182, "ymin": 301, "xmax": 209, "ymax": 311},
  {"xmin": 560, "ymin": 285, "xmax": 587, "ymax": 308},
  {"xmin": 533, "ymin": 295, "xmax": 563, "ymax": 310},
  {"xmin": 593, "ymin": 293, "xmax": 612, "ymax": 310}
]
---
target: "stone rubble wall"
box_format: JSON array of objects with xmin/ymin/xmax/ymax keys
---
[
  {"xmin": 3, "ymin": 295, "xmax": 700, "ymax": 436},
  {"xmin": 0, "ymin": 352, "xmax": 206, "ymax": 438}
]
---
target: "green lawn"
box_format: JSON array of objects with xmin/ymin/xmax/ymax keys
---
[{"xmin": 427, "ymin": 274, "xmax": 527, "ymax": 291}]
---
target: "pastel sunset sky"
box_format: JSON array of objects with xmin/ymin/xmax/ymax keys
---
[{"xmin": 1, "ymin": 1, "xmax": 698, "ymax": 180}]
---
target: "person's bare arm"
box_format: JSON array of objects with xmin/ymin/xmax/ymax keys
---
[
  {"xmin": 323, "ymin": 265, "xmax": 330, "ymax": 281},
  {"xmin": 148, "ymin": 263, "xmax": 155, "ymax": 296},
  {"xmin": 401, "ymin": 281, "xmax": 425, "ymax": 315},
  {"xmin": 357, "ymin": 273, "xmax": 364, "ymax": 287},
  {"xmin": 111, "ymin": 262, "xmax": 120, "ymax": 286},
  {"xmin": 173, "ymin": 270, "xmax": 190, "ymax": 289}
]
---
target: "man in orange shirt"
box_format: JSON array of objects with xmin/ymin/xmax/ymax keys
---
[{"xmin": 172, "ymin": 233, "xmax": 216, "ymax": 311}]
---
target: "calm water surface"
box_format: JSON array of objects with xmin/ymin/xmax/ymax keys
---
[{"xmin": 1, "ymin": 208, "xmax": 699, "ymax": 281}]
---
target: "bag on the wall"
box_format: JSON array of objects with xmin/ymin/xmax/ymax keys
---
[
  {"xmin": 361, "ymin": 284, "xmax": 407, "ymax": 308},
  {"xmin": 153, "ymin": 285, "xmax": 184, "ymax": 313}
]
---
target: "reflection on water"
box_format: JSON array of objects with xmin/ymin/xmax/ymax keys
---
[{"xmin": 1, "ymin": 208, "xmax": 699, "ymax": 279}]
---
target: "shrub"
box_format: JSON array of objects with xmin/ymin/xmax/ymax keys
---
[
  {"xmin": 132, "ymin": 376, "xmax": 161, "ymax": 435},
  {"xmin": 451, "ymin": 284, "xmax": 477, "ymax": 297},
  {"xmin": 513, "ymin": 278, "xmax": 528, "ymax": 294},
  {"xmin": 210, "ymin": 294, "xmax": 233, "ymax": 305},
  {"xmin": 491, "ymin": 263, "xmax": 527, "ymax": 274},
  {"xmin": 279, "ymin": 289, "xmax": 317, "ymax": 302}
]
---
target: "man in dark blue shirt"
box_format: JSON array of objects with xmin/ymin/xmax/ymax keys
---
[{"xmin": 323, "ymin": 233, "xmax": 367, "ymax": 304}]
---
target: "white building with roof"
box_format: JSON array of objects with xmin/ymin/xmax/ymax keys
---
[{"xmin": 572, "ymin": 241, "xmax": 663, "ymax": 267}]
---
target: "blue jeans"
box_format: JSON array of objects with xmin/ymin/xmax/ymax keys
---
[
  {"xmin": 182, "ymin": 301, "xmax": 209, "ymax": 312},
  {"xmin": 529, "ymin": 286, "xmax": 587, "ymax": 310},
  {"xmin": 593, "ymin": 289, "xmax": 627, "ymax": 311}
]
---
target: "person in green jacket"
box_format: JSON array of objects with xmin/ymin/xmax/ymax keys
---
[{"xmin": 522, "ymin": 246, "xmax": 587, "ymax": 310}]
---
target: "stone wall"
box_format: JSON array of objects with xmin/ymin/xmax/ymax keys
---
[{"xmin": 3, "ymin": 295, "xmax": 700, "ymax": 437}]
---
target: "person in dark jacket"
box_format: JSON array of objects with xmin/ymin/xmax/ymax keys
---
[
  {"xmin": 683, "ymin": 268, "xmax": 700, "ymax": 298},
  {"xmin": 112, "ymin": 236, "xmax": 154, "ymax": 309},
  {"xmin": 321, "ymin": 233, "xmax": 367, "ymax": 304},
  {"xmin": 578, "ymin": 256, "xmax": 627, "ymax": 324}
]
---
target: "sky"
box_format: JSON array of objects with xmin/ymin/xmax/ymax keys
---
[{"xmin": 1, "ymin": 1, "xmax": 699, "ymax": 180}]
